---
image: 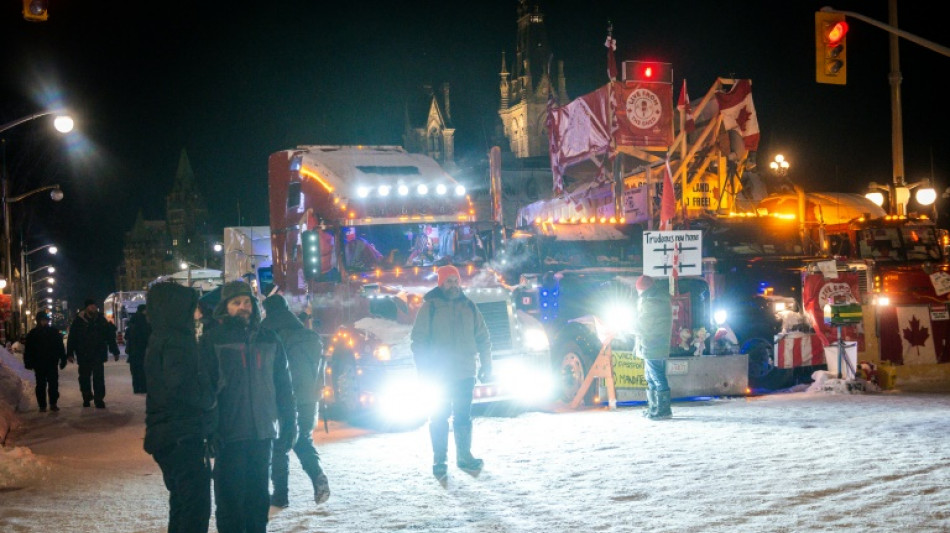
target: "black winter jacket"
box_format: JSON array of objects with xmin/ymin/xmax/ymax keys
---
[
  {"xmin": 125, "ymin": 311, "xmax": 151, "ymax": 364},
  {"xmin": 67, "ymin": 311, "xmax": 119, "ymax": 363},
  {"xmin": 143, "ymin": 283, "xmax": 216, "ymax": 455},
  {"xmin": 24, "ymin": 325, "xmax": 66, "ymax": 371},
  {"xmin": 201, "ymin": 301, "xmax": 296, "ymax": 444},
  {"xmin": 261, "ymin": 307, "xmax": 324, "ymax": 406}
]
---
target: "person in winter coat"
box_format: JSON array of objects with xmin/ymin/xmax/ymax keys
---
[
  {"xmin": 200, "ymin": 281, "xmax": 297, "ymax": 533},
  {"xmin": 143, "ymin": 282, "xmax": 217, "ymax": 533},
  {"xmin": 66, "ymin": 299, "xmax": 120, "ymax": 408},
  {"xmin": 410, "ymin": 265, "xmax": 492, "ymax": 479},
  {"xmin": 261, "ymin": 293, "xmax": 330, "ymax": 508},
  {"xmin": 632, "ymin": 275, "xmax": 674, "ymax": 419},
  {"xmin": 24, "ymin": 312, "xmax": 67, "ymax": 412},
  {"xmin": 125, "ymin": 304, "xmax": 151, "ymax": 394}
]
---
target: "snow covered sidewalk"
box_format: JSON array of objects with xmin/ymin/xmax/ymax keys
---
[{"xmin": 2, "ymin": 348, "xmax": 949, "ymax": 532}]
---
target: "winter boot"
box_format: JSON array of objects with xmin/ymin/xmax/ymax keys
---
[
  {"xmin": 642, "ymin": 390, "xmax": 657, "ymax": 418},
  {"xmin": 269, "ymin": 493, "xmax": 289, "ymax": 508},
  {"xmin": 313, "ymin": 473, "xmax": 330, "ymax": 504},
  {"xmin": 649, "ymin": 390, "xmax": 672, "ymax": 420},
  {"xmin": 454, "ymin": 423, "xmax": 484, "ymax": 471},
  {"xmin": 49, "ymin": 404, "xmax": 59, "ymax": 412},
  {"xmin": 430, "ymin": 421, "xmax": 449, "ymax": 479}
]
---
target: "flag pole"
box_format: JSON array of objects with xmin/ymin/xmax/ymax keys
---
[{"xmin": 679, "ymin": 80, "xmax": 688, "ymax": 224}]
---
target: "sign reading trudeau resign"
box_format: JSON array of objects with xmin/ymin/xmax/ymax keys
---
[{"xmin": 643, "ymin": 230, "xmax": 703, "ymax": 277}]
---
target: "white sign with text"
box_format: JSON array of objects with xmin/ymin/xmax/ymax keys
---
[{"xmin": 642, "ymin": 231, "xmax": 703, "ymax": 277}]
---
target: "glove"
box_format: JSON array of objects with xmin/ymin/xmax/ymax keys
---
[
  {"xmin": 477, "ymin": 364, "xmax": 493, "ymax": 384},
  {"xmin": 274, "ymin": 419, "xmax": 298, "ymax": 455},
  {"xmin": 59, "ymin": 360, "xmax": 66, "ymax": 370}
]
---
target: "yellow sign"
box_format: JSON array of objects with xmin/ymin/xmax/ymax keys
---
[{"xmin": 611, "ymin": 350, "xmax": 647, "ymax": 389}]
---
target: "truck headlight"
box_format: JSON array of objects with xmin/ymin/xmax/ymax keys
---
[
  {"xmin": 523, "ymin": 328, "xmax": 549, "ymax": 351},
  {"xmin": 603, "ymin": 304, "xmax": 636, "ymax": 335},
  {"xmin": 374, "ymin": 344, "xmax": 391, "ymax": 361},
  {"xmin": 714, "ymin": 309, "xmax": 728, "ymax": 326}
]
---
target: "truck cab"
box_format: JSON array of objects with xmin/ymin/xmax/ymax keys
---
[{"xmin": 268, "ymin": 146, "xmax": 552, "ymax": 424}]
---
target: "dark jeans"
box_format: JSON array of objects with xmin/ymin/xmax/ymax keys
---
[
  {"xmin": 645, "ymin": 359, "xmax": 669, "ymax": 392},
  {"xmin": 34, "ymin": 366, "xmax": 59, "ymax": 409},
  {"xmin": 77, "ymin": 359, "xmax": 106, "ymax": 402},
  {"xmin": 271, "ymin": 401, "xmax": 323, "ymax": 498},
  {"xmin": 129, "ymin": 358, "xmax": 147, "ymax": 393},
  {"xmin": 153, "ymin": 438, "xmax": 212, "ymax": 533},
  {"xmin": 214, "ymin": 439, "xmax": 272, "ymax": 533},
  {"xmin": 429, "ymin": 377, "xmax": 475, "ymax": 463}
]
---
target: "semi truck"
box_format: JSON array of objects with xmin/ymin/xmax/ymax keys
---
[{"xmin": 267, "ymin": 145, "xmax": 553, "ymax": 424}]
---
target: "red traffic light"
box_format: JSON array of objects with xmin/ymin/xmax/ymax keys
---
[{"xmin": 825, "ymin": 21, "xmax": 849, "ymax": 46}]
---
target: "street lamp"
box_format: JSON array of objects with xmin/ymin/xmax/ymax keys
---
[
  {"xmin": 1, "ymin": 109, "xmax": 73, "ymax": 340},
  {"xmin": 20, "ymin": 244, "xmax": 57, "ymax": 332},
  {"xmin": 769, "ymin": 154, "xmax": 792, "ymax": 193}
]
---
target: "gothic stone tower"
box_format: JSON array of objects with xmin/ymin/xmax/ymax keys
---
[{"xmin": 498, "ymin": 0, "xmax": 568, "ymax": 158}]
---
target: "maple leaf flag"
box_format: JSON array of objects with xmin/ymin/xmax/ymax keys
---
[
  {"xmin": 605, "ymin": 34, "xmax": 617, "ymax": 82},
  {"xmin": 715, "ymin": 79, "xmax": 760, "ymax": 151},
  {"xmin": 677, "ymin": 79, "xmax": 695, "ymax": 133},
  {"xmin": 659, "ymin": 160, "xmax": 676, "ymax": 230}
]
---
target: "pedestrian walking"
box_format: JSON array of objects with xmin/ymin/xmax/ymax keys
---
[
  {"xmin": 632, "ymin": 275, "xmax": 674, "ymax": 419},
  {"xmin": 143, "ymin": 282, "xmax": 217, "ymax": 533},
  {"xmin": 23, "ymin": 312, "xmax": 67, "ymax": 412},
  {"xmin": 261, "ymin": 293, "xmax": 330, "ymax": 508},
  {"xmin": 200, "ymin": 281, "xmax": 297, "ymax": 533},
  {"xmin": 125, "ymin": 304, "xmax": 151, "ymax": 394},
  {"xmin": 66, "ymin": 299, "xmax": 120, "ymax": 408},
  {"xmin": 410, "ymin": 265, "xmax": 492, "ymax": 480}
]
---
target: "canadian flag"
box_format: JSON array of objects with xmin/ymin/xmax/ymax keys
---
[
  {"xmin": 715, "ymin": 79, "xmax": 760, "ymax": 151},
  {"xmin": 677, "ymin": 79, "xmax": 695, "ymax": 133}
]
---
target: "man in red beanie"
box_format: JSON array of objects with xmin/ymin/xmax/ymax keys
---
[
  {"xmin": 411, "ymin": 264, "xmax": 492, "ymax": 480},
  {"xmin": 632, "ymin": 275, "xmax": 674, "ymax": 419}
]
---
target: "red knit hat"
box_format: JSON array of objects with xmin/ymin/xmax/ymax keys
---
[
  {"xmin": 437, "ymin": 265, "xmax": 461, "ymax": 286},
  {"xmin": 636, "ymin": 275, "xmax": 654, "ymax": 292}
]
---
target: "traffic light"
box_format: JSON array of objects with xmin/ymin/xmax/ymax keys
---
[
  {"xmin": 622, "ymin": 61, "xmax": 673, "ymax": 84},
  {"xmin": 815, "ymin": 11, "xmax": 849, "ymax": 85},
  {"xmin": 22, "ymin": 0, "xmax": 48, "ymax": 22},
  {"xmin": 301, "ymin": 230, "xmax": 321, "ymax": 280}
]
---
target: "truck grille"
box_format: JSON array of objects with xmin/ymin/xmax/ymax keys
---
[{"xmin": 476, "ymin": 301, "xmax": 513, "ymax": 350}]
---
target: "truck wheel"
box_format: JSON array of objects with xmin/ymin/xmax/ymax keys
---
[
  {"xmin": 742, "ymin": 338, "xmax": 775, "ymax": 387},
  {"xmin": 554, "ymin": 341, "xmax": 595, "ymax": 405},
  {"xmin": 328, "ymin": 352, "xmax": 360, "ymax": 419}
]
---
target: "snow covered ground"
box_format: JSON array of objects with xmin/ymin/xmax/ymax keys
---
[{"xmin": 2, "ymin": 346, "xmax": 949, "ymax": 532}]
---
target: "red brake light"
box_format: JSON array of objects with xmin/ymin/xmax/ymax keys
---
[{"xmin": 643, "ymin": 66, "xmax": 653, "ymax": 78}]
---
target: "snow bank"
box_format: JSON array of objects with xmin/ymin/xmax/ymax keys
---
[{"xmin": 0, "ymin": 346, "xmax": 46, "ymax": 489}]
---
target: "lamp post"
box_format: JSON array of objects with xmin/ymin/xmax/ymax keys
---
[
  {"xmin": 769, "ymin": 154, "xmax": 791, "ymax": 192},
  {"xmin": 1, "ymin": 110, "xmax": 73, "ymax": 340},
  {"xmin": 20, "ymin": 244, "xmax": 57, "ymax": 332}
]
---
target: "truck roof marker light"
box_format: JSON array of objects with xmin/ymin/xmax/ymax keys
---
[
  {"xmin": 620, "ymin": 217, "xmax": 626, "ymax": 223},
  {"xmin": 534, "ymin": 217, "xmax": 541, "ymax": 224},
  {"xmin": 600, "ymin": 217, "xmax": 607, "ymax": 223},
  {"xmin": 378, "ymin": 185, "xmax": 391, "ymax": 196},
  {"xmin": 436, "ymin": 184, "xmax": 447, "ymax": 195},
  {"xmin": 357, "ymin": 186, "xmax": 371, "ymax": 198},
  {"xmin": 398, "ymin": 184, "xmax": 409, "ymax": 196},
  {"xmin": 300, "ymin": 167, "xmax": 335, "ymax": 193},
  {"xmin": 417, "ymin": 184, "xmax": 429, "ymax": 195},
  {"xmin": 609, "ymin": 217, "xmax": 617, "ymax": 223},
  {"xmin": 456, "ymin": 185, "xmax": 466, "ymax": 196}
]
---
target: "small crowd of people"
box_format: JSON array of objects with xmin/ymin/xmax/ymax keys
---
[{"xmin": 18, "ymin": 265, "xmax": 672, "ymax": 532}]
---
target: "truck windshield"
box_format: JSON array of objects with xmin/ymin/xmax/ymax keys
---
[
  {"xmin": 507, "ymin": 224, "xmax": 641, "ymax": 272},
  {"xmin": 705, "ymin": 219, "xmax": 804, "ymax": 257},
  {"xmin": 856, "ymin": 226, "xmax": 942, "ymax": 262},
  {"xmin": 342, "ymin": 223, "xmax": 487, "ymax": 272}
]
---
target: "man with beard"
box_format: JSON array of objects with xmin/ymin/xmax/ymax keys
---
[
  {"xmin": 67, "ymin": 299, "xmax": 120, "ymax": 408},
  {"xmin": 411, "ymin": 265, "xmax": 492, "ymax": 480},
  {"xmin": 200, "ymin": 281, "xmax": 297, "ymax": 532},
  {"xmin": 24, "ymin": 312, "xmax": 67, "ymax": 412}
]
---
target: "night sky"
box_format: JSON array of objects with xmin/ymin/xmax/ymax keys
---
[{"xmin": 1, "ymin": 1, "xmax": 947, "ymax": 310}]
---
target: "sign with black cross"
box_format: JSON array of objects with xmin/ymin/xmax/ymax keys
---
[{"xmin": 642, "ymin": 231, "xmax": 703, "ymax": 277}]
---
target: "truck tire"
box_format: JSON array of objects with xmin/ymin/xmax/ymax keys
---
[
  {"xmin": 553, "ymin": 341, "xmax": 596, "ymax": 405},
  {"xmin": 742, "ymin": 337, "xmax": 788, "ymax": 389},
  {"xmin": 327, "ymin": 351, "xmax": 360, "ymax": 419}
]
